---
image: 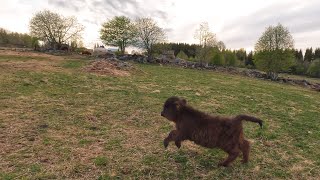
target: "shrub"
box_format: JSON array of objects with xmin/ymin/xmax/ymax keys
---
[
  {"xmin": 176, "ymin": 50, "xmax": 189, "ymax": 60},
  {"xmin": 115, "ymin": 50, "xmax": 124, "ymax": 56},
  {"xmin": 290, "ymin": 62, "xmax": 308, "ymax": 75},
  {"xmin": 307, "ymin": 59, "xmax": 320, "ymax": 77},
  {"xmin": 188, "ymin": 56, "xmax": 196, "ymax": 62},
  {"xmin": 254, "ymin": 49, "xmax": 295, "ymax": 80},
  {"xmin": 211, "ymin": 53, "xmax": 225, "ymax": 66},
  {"xmin": 224, "ymin": 51, "xmax": 239, "ymax": 66}
]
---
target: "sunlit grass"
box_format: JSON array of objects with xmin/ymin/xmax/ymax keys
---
[{"xmin": 0, "ymin": 53, "xmax": 319, "ymax": 179}]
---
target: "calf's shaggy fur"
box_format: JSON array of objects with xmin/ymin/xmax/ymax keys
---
[{"xmin": 161, "ymin": 96, "xmax": 263, "ymax": 167}]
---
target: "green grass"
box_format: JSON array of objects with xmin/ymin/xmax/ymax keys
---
[
  {"xmin": 94, "ymin": 156, "xmax": 109, "ymax": 167},
  {"xmin": 0, "ymin": 52, "xmax": 319, "ymax": 179},
  {"xmin": 61, "ymin": 59, "xmax": 89, "ymax": 69}
]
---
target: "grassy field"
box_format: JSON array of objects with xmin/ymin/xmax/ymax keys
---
[{"xmin": 0, "ymin": 51, "xmax": 319, "ymax": 179}]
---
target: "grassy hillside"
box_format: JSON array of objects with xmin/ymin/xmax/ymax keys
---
[{"xmin": 0, "ymin": 51, "xmax": 319, "ymax": 179}]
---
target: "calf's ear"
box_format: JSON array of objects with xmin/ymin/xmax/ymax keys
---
[
  {"xmin": 175, "ymin": 102, "xmax": 181, "ymax": 110},
  {"xmin": 181, "ymin": 98, "xmax": 187, "ymax": 105}
]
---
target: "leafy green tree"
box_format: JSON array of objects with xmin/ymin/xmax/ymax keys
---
[
  {"xmin": 314, "ymin": 48, "xmax": 320, "ymax": 60},
  {"xmin": 0, "ymin": 27, "xmax": 39, "ymax": 49},
  {"xmin": 254, "ymin": 23, "xmax": 295, "ymax": 80},
  {"xmin": 246, "ymin": 51, "xmax": 254, "ymax": 67},
  {"xmin": 291, "ymin": 49, "xmax": 306, "ymax": 75},
  {"xmin": 255, "ymin": 49, "xmax": 295, "ymax": 78},
  {"xmin": 307, "ymin": 59, "xmax": 320, "ymax": 77},
  {"xmin": 0, "ymin": 28, "xmax": 9, "ymax": 44},
  {"xmin": 295, "ymin": 49, "xmax": 304, "ymax": 62},
  {"xmin": 196, "ymin": 47, "xmax": 217, "ymax": 65},
  {"xmin": 100, "ymin": 16, "xmax": 136, "ymax": 54},
  {"xmin": 224, "ymin": 50, "xmax": 239, "ymax": 66},
  {"xmin": 31, "ymin": 37, "xmax": 40, "ymax": 50},
  {"xmin": 211, "ymin": 53, "xmax": 225, "ymax": 66},
  {"xmin": 235, "ymin": 48, "xmax": 247, "ymax": 62},
  {"xmin": 304, "ymin": 48, "xmax": 314, "ymax": 62}
]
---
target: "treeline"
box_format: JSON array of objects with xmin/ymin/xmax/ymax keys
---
[
  {"xmin": 292, "ymin": 48, "xmax": 320, "ymax": 77},
  {"xmin": 152, "ymin": 42, "xmax": 320, "ymax": 78},
  {"xmin": 303, "ymin": 48, "xmax": 320, "ymax": 61},
  {"xmin": 152, "ymin": 43, "xmax": 201, "ymax": 58},
  {"xmin": 0, "ymin": 28, "xmax": 39, "ymax": 49},
  {"xmin": 153, "ymin": 42, "xmax": 254, "ymax": 67}
]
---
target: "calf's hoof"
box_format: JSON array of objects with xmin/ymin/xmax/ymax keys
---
[
  {"xmin": 218, "ymin": 162, "xmax": 230, "ymax": 167},
  {"xmin": 163, "ymin": 140, "xmax": 169, "ymax": 148}
]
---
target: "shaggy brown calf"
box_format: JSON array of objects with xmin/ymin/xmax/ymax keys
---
[
  {"xmin": 81, "ymin": 50, "xmax": 92, "ymax": 55},
  {"xmin": 161, "ymin": 96, "xmax": 263, "ymax": 167}
]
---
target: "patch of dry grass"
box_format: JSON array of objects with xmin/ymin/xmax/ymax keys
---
[{"xmin": 0, "ymin": 51, "xmax": 319, "ymax": 179}]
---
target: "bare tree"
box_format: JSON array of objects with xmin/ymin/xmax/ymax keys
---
[
  {"xmin": 194, "ymin": 22, "xmax": 218, "ymax": 65},
  {"xmin": 134, "ymin": 18, "xmax": 166, "ymax": 59},
  {"xmin": 217, "ymin": 41, "xmax": 226, "ymax": 51},
  {"xmin": 194, "ymin": 22, "xmax": 217, "ymax": 47},
  {"xmin": 29, "ymin": 10, "xmax": 84, "ymax": 50}
]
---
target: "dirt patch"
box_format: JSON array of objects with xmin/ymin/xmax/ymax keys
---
[
  {"xmin": 0, "ymin": 50, "xmax": 66, "ymax": 72},
  {"xmin": 84, "ymin": 60, "xmax": 132, "ymax": 77},
  {"xmin": 0, "ymin": 50, "xmax": 64, "ymax": 61},
  {"xmin": 0, "ymin": 60, "xmax": 63, "ymax": 72}
]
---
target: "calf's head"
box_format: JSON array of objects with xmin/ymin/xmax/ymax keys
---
[{"xmin": 161, "ymin": 96, "xmax": 187, "ymax": 122}]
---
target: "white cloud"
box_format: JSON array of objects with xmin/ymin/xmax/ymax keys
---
[{"xmin": 0, "ymin": 0, "xmax": 319, "ymax": 50}]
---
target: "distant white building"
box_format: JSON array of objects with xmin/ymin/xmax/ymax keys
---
[
  {"xmin": 93, "ymin": 46, "xmax": 107, "ymax": 55},
  {"xmin": 106, "ymin": 47, "xmax": 118, "ymax": 53},
  {"xmin": 92, "ymin": 45, "xmax": 119, "ymax": 55}
]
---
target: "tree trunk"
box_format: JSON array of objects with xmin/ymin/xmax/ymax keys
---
[
  {"xmin": 147, "ymin": 45, "xmax": 153, "ymax": 62},
  {"xmin": 147, "ymin": 50, "xmax": 153, "ymax": 62},
  {"xmin": 119, "ymin": 41, "xmax": 125, "ymax": 55}
]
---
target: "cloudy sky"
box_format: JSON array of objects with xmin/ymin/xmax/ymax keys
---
[{"xmin": 1, "ymin": 0, "xmax": 319, "ymax": 51}]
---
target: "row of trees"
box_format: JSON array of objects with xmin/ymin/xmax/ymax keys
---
[
  {"xmin": 304, "ymin": 48, "xmax": 320, "ymax": 62},
  {"xmin": 4, "ymin": 9, "xmax": 318, "ymax": 78},
  {"xmin": 100, "ymin": 16, "xmax": 166, "ymax": 58},
  {"xmin": 151, "ymin": 42, "xmax": 255, "ymax": 68},
  {"xmin": 292, "ymin": 48, "xmax": 320, "ymax": 63},
  {"xmin": 253, "ymin": 23, "xmax": 320, "ymax": 79},
  {"xmin": 150, "ymin": 23, "xmax": 319, "ymax": 79},
  {"xmin": 291, "ymin": 48, "xmax": 320, "ymax": 77},
  {"xmin": 99, "ymin": 17, "xmax": 318, "ymax": 78},
  {"xmin": 0, "ymin": 28, "xmax": 39, "ymax": 49},
  {"xmin": 152, "ymin": 43, "xmax": 201, "ymax": 58}
]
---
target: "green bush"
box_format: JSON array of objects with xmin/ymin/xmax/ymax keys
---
[
  {"xmin": 115, "ymin": 51, "xmax": 124, "ymax": 56},
  {"xmin": 254, "ymin": 49, "xmax": 295, "ymax": 80},
  {"xmin": 307, "ymin": 59, "xmax": 320, "ymax": 77},
  {"xmin": 224, "ymin": 51, "xmax": 239, "ymax": 66},
  {"xmin": 290, "ymin": 62, "xmax": 308, "ymax": 75},
  {"xmin": 188, "ymin": 56, "xmax": 196, "ymax": 62},
  {"xmin": 211, "ymin": 53, "xmax": 225, "ymax": 66},
  {"xmin": 176, "ymin": 50, "xmax": 189, "ymax": 60}
]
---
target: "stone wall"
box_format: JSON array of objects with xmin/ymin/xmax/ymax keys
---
[{"xmin": 95, "ymin": 53, "xmax": 320, "ymax": 92}]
